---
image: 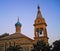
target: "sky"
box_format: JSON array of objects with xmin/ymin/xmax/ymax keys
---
[{"xmin": 0, "ymin": 0, "xmax": 60, "ymax": 44}]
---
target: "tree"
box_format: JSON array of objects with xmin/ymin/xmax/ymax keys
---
[
  {"xmin": 0, "ymin": 33, "xmax": 9, "ymax": 38},
  {"xmin": 31, "ymin": 40, "xmax": 51, "ymax": 51},
  {"xmin": 52, "ymin": 39, "xmax": 60, "ymax": 51},
  {"xmin": 6, "ymin": 45, "xmax": 23, "ymax": 51}
]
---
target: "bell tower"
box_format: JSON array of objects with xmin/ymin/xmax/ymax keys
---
[{"xmin": 33, "ymin": 5, "xmax": 48, "ymax": 43}]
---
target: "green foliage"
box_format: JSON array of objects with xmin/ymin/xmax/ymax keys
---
[
  {"xmin": 31, "ymin": 40, "xmax": 51, "ymax": 51},
  {"xmin": 52, "ymin": 40, "xmax": 60, "ymax": 51},
  {"xmin": 31, "ymin": 39, "xmax": 60, "ymax": 51},
  {"xmin": 0, "ymin": 33, "xmax": 9, "ymax": 38}
]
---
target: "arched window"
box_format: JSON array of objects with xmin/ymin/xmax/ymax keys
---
[
  {"xmin": 36, "ymin": 28, "xmax": 44, "ymax": 37},
  {"xmin": 39, "ymin": 28, "xmax": 44, "ymax": 36}
]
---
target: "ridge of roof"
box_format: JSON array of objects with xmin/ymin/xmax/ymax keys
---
[{"xmin": 0, "ymin": 33, "xmax": 33, "ymax": 41}]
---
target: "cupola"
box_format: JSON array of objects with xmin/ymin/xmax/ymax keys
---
[{"xmin": 15, "ymin": 17, "xmax": 22, "ymax": 33}]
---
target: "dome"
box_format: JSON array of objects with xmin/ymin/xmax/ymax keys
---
[
  {"xmin": 15, "ymin": 21, "xmax": 22, "ymax": 26},
  {"xmin": 15, "ymin": 17, "xmax": 22, "ymax": 26}
]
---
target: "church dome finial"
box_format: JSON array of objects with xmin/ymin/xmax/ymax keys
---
[
  {"xmin": 38, "ymin": 4, "xmax": 40, "ymax": 9},
  {"xmin": 18, "ymin": 16, "xmax": 19, "ymax": 22}
]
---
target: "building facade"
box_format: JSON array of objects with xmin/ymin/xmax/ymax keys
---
[{"xmin": 0, "ymin": 5, "xmax": 48, "ymax": 51}]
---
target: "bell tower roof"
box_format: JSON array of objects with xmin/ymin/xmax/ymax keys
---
[
  {"xmin": 34, "ymin": 5, "xmax": 47, "ymax": 26},
  {"xmin": 37, "ymin": 5, "xmax": 42, "ymax": 18}
]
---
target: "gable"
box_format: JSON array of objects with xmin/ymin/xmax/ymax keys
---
[
  {"xmin": 0, "ymin": 33, "xmax": 33, "ymax": 40},
  {"xmin": 0, "ymin": 33, "xmax": 33, "ymax": 44}
]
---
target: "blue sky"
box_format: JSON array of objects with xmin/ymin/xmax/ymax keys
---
[{"xmin": 0, "ymin": 0, "xmax": 60, "ymax": 44}]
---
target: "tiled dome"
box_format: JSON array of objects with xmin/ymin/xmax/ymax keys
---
[{"xmin": 15, "ymin": 21, "xmax": 22, "ymax": 26}]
